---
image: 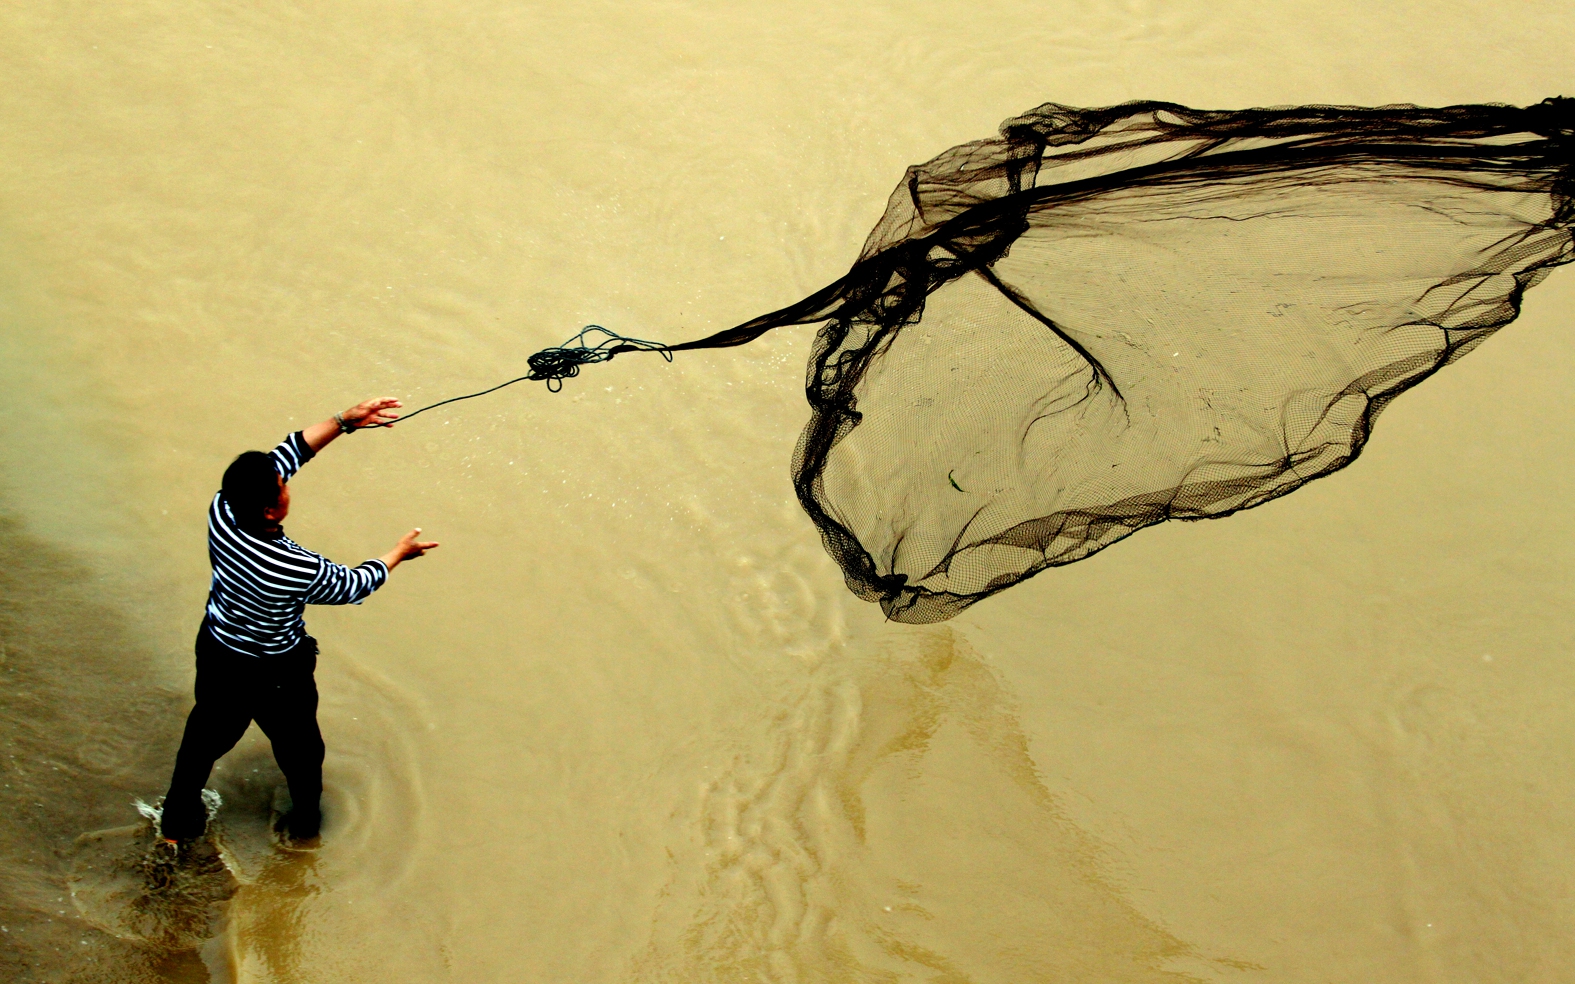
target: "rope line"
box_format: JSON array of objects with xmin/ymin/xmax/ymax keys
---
[{"xmin": 358, "ymin": 326, "xmax": 673, "ymax": 427}]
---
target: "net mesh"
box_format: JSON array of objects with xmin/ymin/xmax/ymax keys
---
[{"xmin": 757, "ymin": 99, "xmax": 1574, "ymax": 622}]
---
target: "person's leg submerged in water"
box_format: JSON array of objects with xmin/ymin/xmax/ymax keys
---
[
  {"xmin": 252, "ymin": 639, "xmax": 326, "ymax": 842},
  {"xmin": 163, "ymin": 624, "xmax": 326, "ymax": 843},
  {"xmin": 162, "ymin": 624, "xmax": 255, "ymax": 841}
]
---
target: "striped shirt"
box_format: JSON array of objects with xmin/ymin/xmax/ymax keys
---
[{"xmin": 205, "ymin": 432, "xmax": 388, "ymax": 657}]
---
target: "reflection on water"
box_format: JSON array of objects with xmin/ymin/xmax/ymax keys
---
[{"xmin": 68, "ymin": 801, "xmax": 237, "ymax": 955}]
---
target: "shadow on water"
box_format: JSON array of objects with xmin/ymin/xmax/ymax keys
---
[
  {"xmin": 635, "ymin": 626, "xmax": 1250, "ymax": 983},
  {"xmin": 0, "ymin": 512, "xmax": 318, "ymax": 983}
]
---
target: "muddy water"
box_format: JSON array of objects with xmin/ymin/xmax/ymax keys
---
[{"xmin": 3, "ymin": 2, "xmax": 1575, "ymax": 982}]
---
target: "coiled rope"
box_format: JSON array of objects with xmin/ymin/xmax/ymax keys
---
[
  {"xmin": 355, "ymin": 270, "xmax": 858, "ymax": 429},
  {"xmin": 357, "ymin": 326, "xmax": 673, "ymax": 428}
]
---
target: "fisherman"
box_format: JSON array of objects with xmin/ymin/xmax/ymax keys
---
[{"xmin": 160, "ymin": 398, "xmax": 438, "ymax": 844}]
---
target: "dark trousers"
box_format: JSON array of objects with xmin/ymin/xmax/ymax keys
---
[{"xmin": 162, "ymin": 622, "xmax": 324, "ymax": 840}]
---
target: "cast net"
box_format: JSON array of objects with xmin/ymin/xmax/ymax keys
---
[{"xmin": 534, "ymin": 99, "xmax": 1575, "ymax": 622}]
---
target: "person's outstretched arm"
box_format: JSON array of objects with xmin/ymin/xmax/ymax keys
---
[
  {"xmin": 303, "ymin": 528, "xmax": 440, "ymax": 608},
  {"xmin": 301, "ymin": 397, "xmax": 403, "ymax": 453}
]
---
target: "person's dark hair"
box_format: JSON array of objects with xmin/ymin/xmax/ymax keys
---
[{"xmin": 222, "ymin": 451, "xmax": 283, "ymax": 534}]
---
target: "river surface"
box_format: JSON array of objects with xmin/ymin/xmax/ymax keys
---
[{"xmin": 3, "ymin": 3, "xmax": 1574, "ymax": 982}]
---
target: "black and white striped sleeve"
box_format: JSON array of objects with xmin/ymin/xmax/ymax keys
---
[
  {"xmin": 304, "ymin": 557, "xmax": 389, "ymax": 606},
  {"xmin": 268, "ymin": 431, "xmax": 316, "ymax": 482}
]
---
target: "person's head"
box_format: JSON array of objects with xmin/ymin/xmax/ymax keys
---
[{"xmin": 221, "ymin": 451, "xmax": 291, "ymax": 533}]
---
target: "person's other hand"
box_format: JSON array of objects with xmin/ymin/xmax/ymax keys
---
[
  {"xmin": 342, "ymin": 397, "xmax": 403, "ymax": 429},
  {"xmin": 395, "ymin": 528, "xmax": 440, "ymax": 561}
]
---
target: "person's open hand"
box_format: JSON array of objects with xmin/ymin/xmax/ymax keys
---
[
  {"xmin": 342, "ymin": 397, "xmax": 403, "ymax": 429},
  {"xmin": 381, "ymin": 528, "xmax": 440, "ymax": 571},
  {"xmin": 396, "ymin": 528, "xmax": 439, "ymax": 560}
]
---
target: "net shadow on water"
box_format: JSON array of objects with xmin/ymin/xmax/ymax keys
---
[{"xmin": 633, "ymin": 626, "xmax": 1252, "ymax": 983}]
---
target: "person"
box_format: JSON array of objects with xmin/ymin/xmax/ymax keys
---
[{"xmin": 160, "ymin": 398, "xmax": 438, "ymax": 844}]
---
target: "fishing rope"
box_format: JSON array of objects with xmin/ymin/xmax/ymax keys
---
[
  {"xmin": 356, "ymin": 271, "xmax": 861, "ymax": 428},
  {"xmin": 357, "ymin": 325, "xmax": 673, "ymax": 428}
]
